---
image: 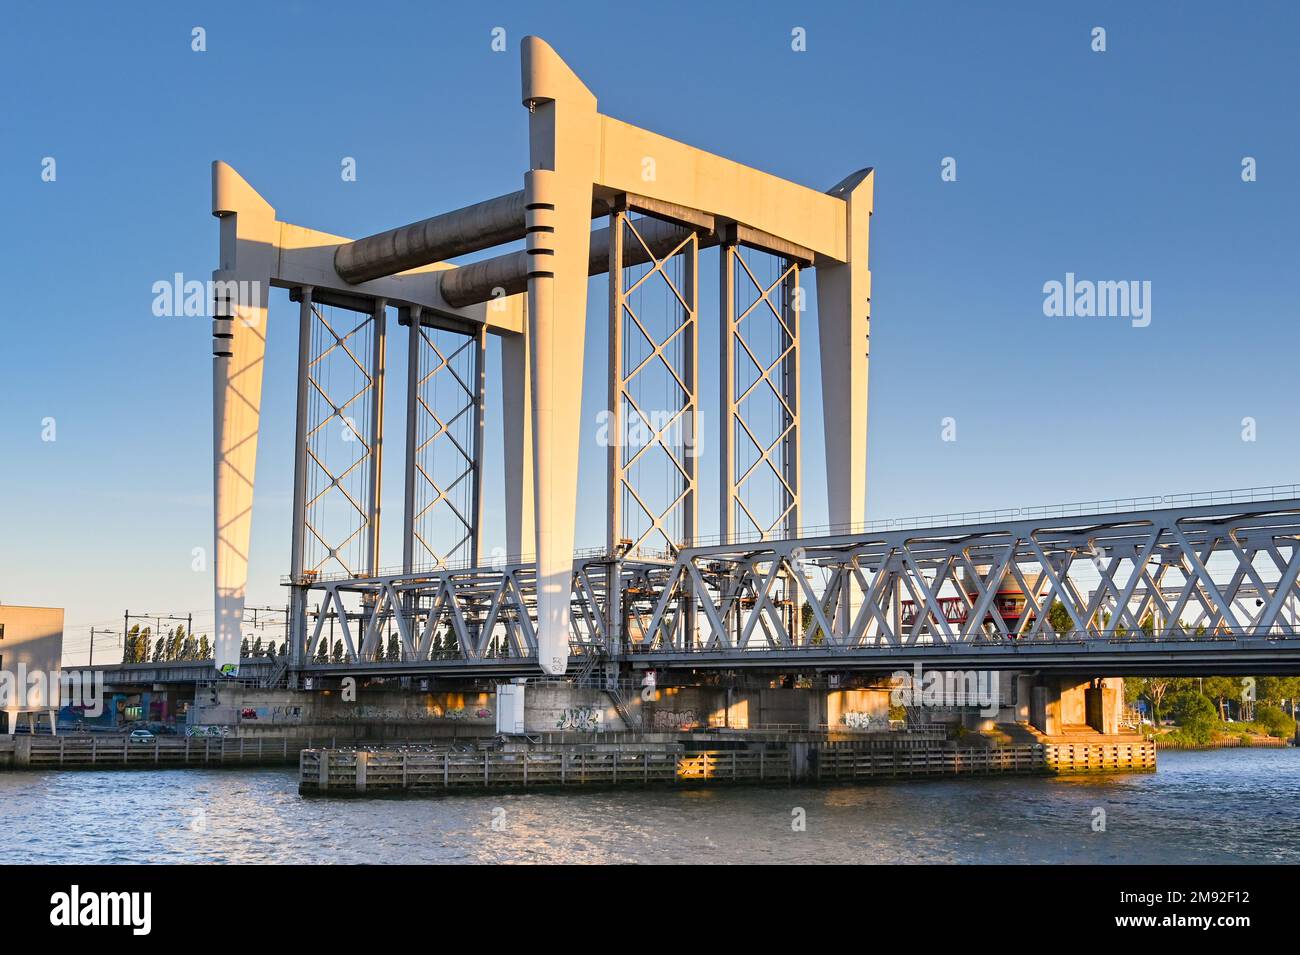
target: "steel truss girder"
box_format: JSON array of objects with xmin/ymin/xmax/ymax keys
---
[
  {"xmin": 289, "ymin": 497, "xmax": 1300, "ymax": 675},
  {"xmin": 636, "ymin": 498, "xmax": 1300, "ymax": 656},
  {"xmin": 296, "ymin": 555, "xmax": 673, "ymax": 668}
]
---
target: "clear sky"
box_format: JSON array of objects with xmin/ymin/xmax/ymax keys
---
[{"xmin": 2, "ymin": 1, "xmax": 1297, "ymax": 663}]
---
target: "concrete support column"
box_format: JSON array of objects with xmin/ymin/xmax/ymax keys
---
[
  {"xmin": 520, "ymin": 37, "xmax": 599, "ymax": 675},
  {"xmin": 1031, "ymin": 677, "xmax": 1125, "ymax": 735},
  {"xmin": 211, "ymin": 162, "xmax": 277, "ymax": 677},
  {"xmin": 1085, "ymin": 678, "xmax": 1123, "ymax": 734},
  {"xmin": 815, "ymin": 169, "xmax": 873, "ymax": 534},
  {"xmin": 1030, "ymin": 681, "xmax": 1061, "ymax": 736}
]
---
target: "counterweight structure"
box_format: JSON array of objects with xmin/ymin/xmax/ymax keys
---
[{"xmin": 209, "ymin": 37, "xmax": 872, "ymax": 678}]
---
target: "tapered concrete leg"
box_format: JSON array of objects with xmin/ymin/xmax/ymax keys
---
[
  {"xmin": 5, "ymin": 710, "xmax": 18, "ymax": 735},
  {"xmin": 818, "ymin": 169, "xmax": 873, "ymax": 638},
  {"xmin": 48, "ymin": 710, "xmax": 56, "ymax": 737},
  {"xmin": 211, "ymin": 162, "xmax": 277, "ymax": 676},
  {"xmin": 816, "ymin": 168, "xmax": 873, "ymax": 533},
  {"xmin": 521, "ymin": 37, "xmax": 599, "ymax": 674}
]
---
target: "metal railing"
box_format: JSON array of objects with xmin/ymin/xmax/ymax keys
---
[
  {"xmin": 625, "ymin": 625, "xmax": 1300, "ymax": 654},
  {"xmin": 682, "ymin": 483, "xmax": 1300, "ymax": 549}
]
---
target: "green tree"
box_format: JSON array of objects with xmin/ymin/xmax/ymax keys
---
[
  {"xmin": 152, "ymin": 635, "xmax": 165, "ymax": 662},
  {"xmin": 1047, "ymin": 600, "xmax": 1073, "ymax": 636},
  {"xmin": 166, "ymin": 626, "xmax": 185, "ymax": 660},
  {"xmin": 1142, "ymin": 677, "xmax": 1193, "ymax": 722},
  {"xmin": 251, "ymin": 636, "xmax": 264, "ymax": 658},
  {"xmin": 197, "ymin": 635, "xmax": 211, "ymax": 659},
  {"xmin": 1202, "ymin": 676, "xmax": 1241, "ymax": 721},
  {"xmin": 1124, "ymin": 677, "xmax": 1147, "ymax": 708},
  {"xmin": 123, "ymin": 624, "xmax": 142, "ymax": 663},
  {"xmin": 331, "ymin": 639, "xmax": 344, "ymax": 663},
  {"xmin": 1256, "ymin": 677, "xmax": 1300, "ymax": 706},
  {"xmin": 799, "ymin": 602, "xmax": 826, "ymax": 645},
  {"xmin": 1255, "ymin": 704, "xmax": 1296, "ymax": 739},
  {"xmin": 1170, "ymin": 690, "xmax": 1216, "ymax": 726},
  {"xmin": 240, "ymin": 636, "xmax": 251, "ymax": 658},
  {"xmin": 265, "ymin": 639, "xmax": 277, "ymax": 658},
  {"xmin": 386, "ymin": 632, "xmax": 400, "ymax": 662},
  {"xmin": 1167, "ymin": 690, "xmax": 1218, "ymax": 744}
]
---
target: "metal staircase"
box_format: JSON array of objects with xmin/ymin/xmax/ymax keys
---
[{"xmin": 607, "ymin": 686, "xmax": 642, "ymax": 730}]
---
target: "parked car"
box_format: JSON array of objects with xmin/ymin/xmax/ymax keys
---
[{"xmin": 128, "ymin": 729, "xmax": 156, "ymax": 744}]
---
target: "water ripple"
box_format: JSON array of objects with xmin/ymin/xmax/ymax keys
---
[{"xmin": 1, "ymin": 749, "xmax": 1297, "ymax": 864}]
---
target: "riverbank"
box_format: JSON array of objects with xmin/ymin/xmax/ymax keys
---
[{"xmin": 1154, "ymin": 734, "xmax": 1291, "ymax": 750}]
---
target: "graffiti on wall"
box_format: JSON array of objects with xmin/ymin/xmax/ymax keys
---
[
  {"xmin": 842, "ymin": 711, "xmax": 874, "ymax": 729},
  {"xmin": 185, "ymin": 724, "xmax": 230, "ymax": 738},
  {"xmin": 443, "ymin": 707, "xmax": 494, "ymax": 722},
  {"xmin": 651, "ymin": 709, "xmax": 700, "ymax": 730},
  {"xmin": 237, "ymin": 705, "xmax": 304, "ymax": 723},
  {"xmin": 325, "ymin": 704, "xmax": 494, "ymax": 723},
  {"xmin": 556, "ymin": 706, "xmax": 602, "ymax": 732}
]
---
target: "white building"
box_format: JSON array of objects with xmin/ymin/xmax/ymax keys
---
[{"xmin": 0, "ymin": 605, "xmax": 64, "ymax": 733}]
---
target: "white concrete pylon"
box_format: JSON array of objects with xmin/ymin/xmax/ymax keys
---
[
  {"xmin": 211, "ymin": 161, "xmax": 276, "ymax": 676},
  {"xmin": 816, "ymin": 168, "xmax": 872, "ymax": 639},
  {"xmin": 521, "ymin": 37, "xmax": 599, "ymax": 675},
  {"xmin": 816, "ymin": 168, "xmax": 873, "ymax": 534}
]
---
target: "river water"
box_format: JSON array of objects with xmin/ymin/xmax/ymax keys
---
[{"xmin": 2, "ymin": 748, "xmax": 1297, "ymax": 864}]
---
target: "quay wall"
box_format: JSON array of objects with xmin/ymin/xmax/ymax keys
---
[{"xmin": 180, "ymin": 683, "xmax": 896, "ymax": 737}]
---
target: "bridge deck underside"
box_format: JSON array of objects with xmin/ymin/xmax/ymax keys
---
[{"xmin": 292, "ymin": 497, "xmax": 1300, "ymax": 676}]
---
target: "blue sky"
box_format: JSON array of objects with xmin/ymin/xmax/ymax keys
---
[{"xmin": 2, "ymin": 1, "xmax": 1297, "ymax": 661}]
